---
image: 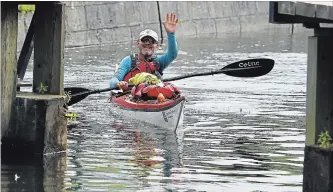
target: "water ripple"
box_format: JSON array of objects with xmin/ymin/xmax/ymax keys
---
[{"xmin": 2, "ymin": 32, "xmax": 308, "ymax": 192}]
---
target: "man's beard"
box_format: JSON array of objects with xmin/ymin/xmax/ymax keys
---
[{"xmin": 141, "ymin": 49, "xmax": 154, "ymax": 58}]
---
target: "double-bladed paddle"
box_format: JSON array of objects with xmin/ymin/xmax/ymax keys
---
[{"xmin": 64, "ymin": 58, "xmax": 274, "ymax": 106}]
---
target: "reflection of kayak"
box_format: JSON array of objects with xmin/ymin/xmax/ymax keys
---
[
  {"xmin": 112, "ymin": 121, "xmax": 185, "ymax": 170},
  {"xmin": 110, "ymin": 91, "xmax": 185, "ymax": 131}
]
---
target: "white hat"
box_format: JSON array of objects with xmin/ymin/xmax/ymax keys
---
[{"xmin": 139, "ymin": 29, "xmax": 158, "ymax": 42}]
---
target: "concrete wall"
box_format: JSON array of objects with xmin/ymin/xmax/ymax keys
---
[{"xmin": 17, "ymin": 1, "xmax": 309, "ymax": 49}]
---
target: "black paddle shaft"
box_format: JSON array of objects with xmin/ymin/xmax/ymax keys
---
[{"xmin": 71, "ymin": 85, "xmax": 135, "ymax": 97}]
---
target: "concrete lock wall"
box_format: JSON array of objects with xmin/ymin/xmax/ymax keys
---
[{"xmin": 17, "ymin": 1, "xmax": 309, "ymax": 49}]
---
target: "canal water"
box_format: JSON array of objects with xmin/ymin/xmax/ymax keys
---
[{"xmin": 2, "ymin": 29, "xmax": 310, "ymax": 192}]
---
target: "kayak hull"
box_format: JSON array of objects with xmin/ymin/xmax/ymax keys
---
[{"xmin": 110, "ymin": 94, "xmax": 185, "ymax": 131}]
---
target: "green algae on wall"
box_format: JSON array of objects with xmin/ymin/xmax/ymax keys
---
[{"xmin": 18, "ymin": 5, "xmax": 35, "ymax": 14}]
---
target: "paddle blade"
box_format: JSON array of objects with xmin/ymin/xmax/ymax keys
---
[
  {"xmin": 64, "ymin": 87, "xmax": 90, "ymax": 106},
  {"xmin": 220, "ymin": 58, "xmax": 274, "ymax": 77}
]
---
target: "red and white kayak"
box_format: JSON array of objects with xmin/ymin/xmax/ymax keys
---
[{"xmin": 110, "ymin": 93, "xmax": 185, "ymax": 131}]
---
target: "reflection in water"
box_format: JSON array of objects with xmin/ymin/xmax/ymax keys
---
[
  {"xmin": 2, "ymin": 30, "xmax": 310, "ymax": 192},
  {"xmin": 1, "ymin": 152, "xmax": 67, "ymax": 192},
  {"xmin": 64, "ymin": 118, "xmax": 185, "ymax": 191}
]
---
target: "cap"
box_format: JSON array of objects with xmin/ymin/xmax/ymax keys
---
[{"xmin": 139, "ymin": 29, "xmax": 158, "ymax": 42}]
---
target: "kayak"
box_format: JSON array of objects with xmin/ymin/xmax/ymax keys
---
[{"xmin": 109, "ymin": 91, "xmax": 185, "ymax": 131}]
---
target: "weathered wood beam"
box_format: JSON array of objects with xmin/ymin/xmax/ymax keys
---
[
  {"xmin": 269, "ymin": 1, "xmax": 333, "ymax": 24},
  {"xmin": 1, "ymin": 2, "xmax": 18, "ymax": 137},
  {"xmin": 306, "ymin": 28, "xmax": 333, "ymax": 145},
  {"xmin": 17, "ymin": 12, "xmax": 35, "ymax": 81},
  {"xmin": 33, "ymin": 1, "xmax": 65, "ymax": 95},
  {"xmin": 303, "ymin": 30, "xmax": 333, "ymax": 189}
]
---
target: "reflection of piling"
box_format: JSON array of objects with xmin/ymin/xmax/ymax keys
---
[
  {"xmin": 1, "ymin": 2, "xmax": 67, "ymax": 160},
  {"xmin": 269, "ymin": 2, "xmax": 333, "ymax": 191},
  {"xmin": 2, "ymin": 152, "xmax": 67, "ymax": 192}
]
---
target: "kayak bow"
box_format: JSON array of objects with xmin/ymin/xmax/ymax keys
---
[{"xmin": 110, "ymin": 93, "xmax": 185, "ymax": 131}]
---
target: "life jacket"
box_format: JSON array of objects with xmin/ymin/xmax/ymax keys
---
[
  {"xmin": 123, "ymin": 53, "xmax": 163, "ymax": 82},
  {"xmin": 122, "ymin": 53, "xmax": 180, "ymax": 100}
]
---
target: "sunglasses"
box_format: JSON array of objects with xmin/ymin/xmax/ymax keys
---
[{"xmin": 141, "ymin": 37, "xmax": 157, "ymax": 44}]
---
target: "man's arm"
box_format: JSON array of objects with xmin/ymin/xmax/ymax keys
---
[
  {"xmin": 157, "ymin": 32, "xmax": 178, "ymax": 72},
  {"xmin": 109, "ymin": 56, "xmax": 131, "ymax": 88}
]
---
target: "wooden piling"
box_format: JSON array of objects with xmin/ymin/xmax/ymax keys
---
[
  {"xmin": 2, "ymin": 2, "xmax": 67, "ymax": 158},
  {"xmin": 34, "ymin": 2, "xmax": 64, "ymax": 95},
  {"xmin": 1, "ymin": 2, "xmax": 18, "ymax": 137},
  {"xmin": 303, "ymin": 28, "xmax": 333, "ymax": 192},
  {"xmin": 305, "ymin": 28, "xmax": 333, "ymax": 146}
]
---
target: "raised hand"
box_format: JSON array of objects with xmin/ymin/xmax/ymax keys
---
[{"xmin": 163, "ymin": 13, "xmax": 179, "ymax": 33}]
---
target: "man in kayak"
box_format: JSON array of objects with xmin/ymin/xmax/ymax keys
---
[{"xmin": 109, "ymin": 13, "xmax": 179, "ymax": 92}]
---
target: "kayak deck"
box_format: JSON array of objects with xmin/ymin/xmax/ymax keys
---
[{"xmin": 111, "ymin": 94, "xmax": 186, "ymax": 112}]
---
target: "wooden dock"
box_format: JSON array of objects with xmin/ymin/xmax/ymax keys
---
[
  {"xmin": 1, "ymin": 1, "xmax": 67, "ymax": 160},
  {"xmin": 270, "ymin": 1, "xmax": 333, "ymax": 192}
]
